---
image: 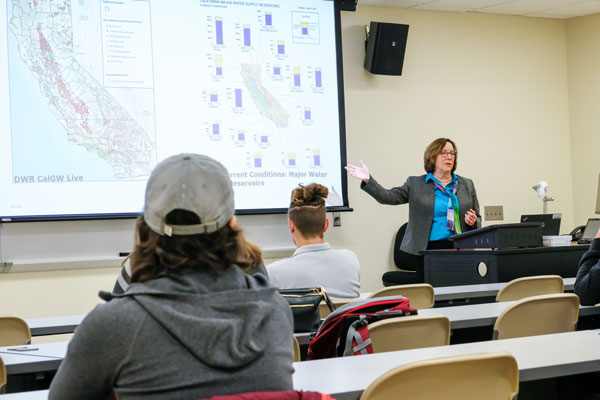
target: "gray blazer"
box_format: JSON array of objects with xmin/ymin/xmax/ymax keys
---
[{"xmin": 362, "ymin": 174, "xmax": 481, "ymax": 255}]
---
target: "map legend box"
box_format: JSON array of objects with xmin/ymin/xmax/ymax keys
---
[
  {"xmin": 215, "ymin": 55, "xmax": 222, "ymax": 75},
  {"xmin": 234, "ymin": 89, "xmax": 242, "ymax": 107},
  {"xmin": 215, "ymin": 17, "xmax": 224, "ymax": 45},
  {"xmin": 254, "ymin": 153, "xmax": 262, "ymax": 167},
  {"xmin": 292, "ymin": 12, "xmax": 320, "ymax": 44},
  {"xmin": 315, "ymin": 68, "xmax": 322, "ymax": 87},
  {"xmin": 212, "ymin": 123, "xmax": 220, "ymax": 135},
  {"xmin": 304, "ymin": 107, "xmax": 311, "ymax": 120},
  {"xmin": 293, "ymin": 66, "xmax": 301, "ymax": 86},
  {"xmin": 243, "ymin": 25, "xmax": 251, "ymax": 46},
  {"xmin": 265, "ymin": 12, "xmax": 272, "ymax": 26},
  {"xmin": 277, "ymin": 41, "xmax": 285, "ymax": 55},
  {"xmin": 313, "ymin": 150, "xmax": 321, "ymax": 166}
]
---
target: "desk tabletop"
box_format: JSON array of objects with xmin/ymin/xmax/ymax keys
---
[
  {"xmin": 293, "ymin": 330, "xmax": 600, "ymax": 398},
  {"xmin": 294, "ymin": 300, "xmax": 600, "ymax": 345},
  {"xmin": 0, "ymin": 390, "xmax": 49, "ymax": 399},
  {"xmin": 0, "ymin": 342, "xmax": 68, "ymax": 374}
]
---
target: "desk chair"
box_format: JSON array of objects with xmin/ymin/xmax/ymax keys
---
[
  {"xmin": 293, "ymin": 336, "xmax": 301, "ymax": 362},
  {"xmin": 493, "ymin": 293, "xmax": 579, "ymax": 340},
  {"xmin": 496, "ymin": 275, "xmax": 564, "ymax": 302},
  {"xmin": 0, "ymin": 357, "xmax": 6, "ymax": 394},
  {"xmin": 0, "ymin": 316, "xmax": 32, "ymax": 346},
  {"xmin": 367, "ymin": 315, "xmax": 450, "ymax": 354},
  {"xmin": 382, "ymin": 223, "xmax": 422, "ymax": 286},
  {"xmin": 368, "ymin": 284, "xmax": 434, "ymax": 309},
  {"xmin": 360, "ymin": 352, "xmax": 519, "ymax": 400},
  {"xmin": 318, "ymin": 298, "xmax": 358, "ymax": 319}
]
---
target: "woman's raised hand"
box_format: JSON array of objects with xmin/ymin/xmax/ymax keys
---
[{"xmin": 345, "ymin": 160, "xmax": 370, "ymax": 182}]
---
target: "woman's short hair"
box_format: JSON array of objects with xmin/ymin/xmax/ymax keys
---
[
  {"xmin": 288, "ymin": 183, "xmax": 328, "ymax": 239},
  {"xmin": 423, "ymin": 138, "xmax": 458, "ymax": 173}
]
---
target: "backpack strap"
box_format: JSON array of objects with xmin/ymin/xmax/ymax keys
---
[{"xmin": 343, "ymin": 316, "xmax": 372, "ymax": 356}]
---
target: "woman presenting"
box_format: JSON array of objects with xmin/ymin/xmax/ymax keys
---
[{"xmin": 346, "ymin": 138, "xmax": 481, "ymax": 276}]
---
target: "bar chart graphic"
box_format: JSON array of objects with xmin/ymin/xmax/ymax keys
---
[
  {"xmin": 210, "ymin": 92, "xmax": 218, "ymax": 102},
  {"xmin": 304, "ymin": 107, "xmax": 311, "ymax": 120},
  {"xmin": 215, "ymin": 17, "xmax": 223, "ymax": 45},
  {"xmin": 235, "ymin": 89, "xmax": 242, "ymax": 107},
  {"xmin": 313, "ymin": 150, "xmax": 321, "ymax": 166},
  {"xmin": 243, "ymin": 25, "xmax": 251, "ymax": 46},
  {"xmin": 315, "ymin": 68, "xmax": 322, "ymax": 87},
  {"xmin": 237, "ymin": 130, "xmax": 245, "ymax": 141},
  {"xmin": 212, "ymin": 123, "xmax": 220, "ymax": 135},
  {"xmin": 265, "ymin": 12, "xmax": 272, "ymax": 26},
  {"xmin": 288, "ymin": 153, "xmax": 296, "ymax": 166},
  {"xmin": 273, "ymin": 64, "xmax": 281, "ymax": 75},
  {"xmin": 254, "ymin": 152, "xmax": 262, "ymax": 167},
  {"xmin": 215, "ymin": 55, "xmax": 222, "ymax": 76},
  {"xmin": 293, "ymin": 66, "xmax": 301, "ymax": 87},
  {"xmin": 277, "ymin": 41, "xmax": 285, "ymax": 55}
]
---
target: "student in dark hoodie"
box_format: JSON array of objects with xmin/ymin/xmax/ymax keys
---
[
  {"xmin": 49, "ymin": 154, "xmax": 294, "ymax": 400},
  {"xmin": 574, "ymin": 226, "xmax": 600, "ymax": 306}
]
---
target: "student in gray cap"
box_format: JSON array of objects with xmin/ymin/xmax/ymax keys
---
[{"xmin": 49, "ymin": 154, "xmax": 294, "ymax": 400}]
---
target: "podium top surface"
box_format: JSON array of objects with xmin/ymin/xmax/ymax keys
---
[{"xmin": 449, "ymin": 223, "xmax": 542, "ymax": 241}]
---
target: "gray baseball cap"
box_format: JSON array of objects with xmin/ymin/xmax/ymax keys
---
[{"xmin": 143, "ymin": 154, "xmax": 235, "ymax": 236}]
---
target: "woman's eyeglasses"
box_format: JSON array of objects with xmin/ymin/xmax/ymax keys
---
[{"xmin": 440, "ymin": 151, "xmax": 457, "ymax": 158}]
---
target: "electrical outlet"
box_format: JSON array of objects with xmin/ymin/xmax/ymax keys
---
[
  {"xmin": 332, "ymin": 212, "xmax": 341, "ymax": 227},
  {"xmin": 484, "ymin": 205, "xmax": 504, "ymax": 221}
]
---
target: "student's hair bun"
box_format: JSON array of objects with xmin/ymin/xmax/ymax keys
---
[{"xmin": 290, "ymin": 183, "xmax": 328, "ymax": 208}]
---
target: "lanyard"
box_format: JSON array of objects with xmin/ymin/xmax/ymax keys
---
[{"xmin": 432, "ymin": 179, "xmax": 462, "ymax": 235}]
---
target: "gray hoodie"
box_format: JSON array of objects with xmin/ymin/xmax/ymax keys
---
[{"xmin": 49, "ymin": 265, "xmax": 294, "ymax": 400}]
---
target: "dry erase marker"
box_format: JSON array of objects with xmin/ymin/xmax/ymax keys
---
[{"xmin": 8, "ymin": 346, "xmax": 39, "ymax": 351}]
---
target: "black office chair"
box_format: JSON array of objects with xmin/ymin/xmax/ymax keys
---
[{"xmin": 382, "ymin": 223, "xmax": 424, "ymax": 286}]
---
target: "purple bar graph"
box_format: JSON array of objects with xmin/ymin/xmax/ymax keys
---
[
  {"xmin": 265, "ymin": 13, "xmax": 272, "ymax": 26},
  {"xmin": 314, "ymin": 155, "xmax": 320, "ymax": 166},
  {"xmin": 277, "ymin": 41, "xmax": 285, "ymax": 55},
  {"xmin": 302, "ymin": 27, "xmax": 308, "ymax": 35},
  {"xmin": 243, "ymin": 25, "xmax": 251, "ymax": 46},
  {"xmin": 273, "ymin": 65, "xmax": 280, "ymax": 75},
  {"xmin": 216, "ymin": 18, "xmax": 223, "ymax": 45},
  {"xmin": 254, "ymin": 154, "xmax": 262, "ymax": 167},
  {"xmin": 238, "ymin": 131, "xmax": 245, "ymax": 141},
  {"xmin": 261, "ymin": 135, "xmax": 268, "ymax": 143},
  {"xmin": 235, "ymin": 89, "xmax": 242, "ymax": 107},
  {"xmin": 313, "ymin": 150, "xmax": 321, "ymax": 166},
  {"xmin": 304, "ymin": 108, "xmax": 311, "ymax": 120},
  {"xmin": 289, "ymin": 158, "xmax": 295, "ymax": 166},
  {"xmin": 210, "ymin": 93, "xmax": 218, "ymax": 102},
  {"xmin": 315, "ymin": 68, "xmax": 322, "ymax": 87},
  {"xmin": 293, "ymin": 67, "xmax": 301, "ymax": 86},
  {"xmin": 212, "ymin": 123, "xmax": 220, "ymax": 135}
]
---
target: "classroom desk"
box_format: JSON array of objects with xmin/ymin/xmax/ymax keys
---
[
  {"xmin": 0, "ymin": 390, "xmax": 48, "ymax": 399},
  {"xmin": 422, "ymin": 245, "xmax": 588, "ymax": 287},
  {"xmin": 24, "ymin": 278, "xmax": 577, "ymax": 337},
  {"xmin": 294, "ymin": 301, "xmax": 600, "ymax": 345},
  {"xmin": 0, "ymin": 342, "xmax": 67, "ymax": 375},
  {"xmin": 293, "ymin": 330, "xmax": 600, "ymax": 400}
]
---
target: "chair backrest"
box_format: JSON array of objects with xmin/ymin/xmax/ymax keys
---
[
  {"xmin": 367, "ymin": 315, "xmax": 450, "ymax": 353},
  {"xmin": 496, "ymin": 275, "xmax": 564, "ymax": 302},
  {"xmin": 293, "ymin": 336, "xmax": 301, "ymax": 362},
  {"xmin": 360, "ymin": 352, "xmax": 519, "ymax": 400},
  {"xmin": 0, "ymin": 316, "xmax": 32, "ymax": 347},
  {"xmin": 493, "ymin": 293, "xmax": 579, "ymax": 340},
  {"xmin": 319, "ymin": 298, "xmax": 358, "ymax": 319},
  {"xmin": 394, "ymin": 223, "xmax": 420, "ymax": 271},
  {"xmin": 368, "ymin": 284, "xmax": 434, "ymax": 309},
  {"xmin": 0, "ymin": 357, "xmax": 6, "ymax": 394}
]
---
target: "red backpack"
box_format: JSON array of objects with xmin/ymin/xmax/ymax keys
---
[{"xmin": 306, "ymin": 296, "xmax": 417, "ymax": 360}]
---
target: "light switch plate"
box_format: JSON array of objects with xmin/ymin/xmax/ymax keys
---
[{"xmin": 484, "ymin": 205, "xmax": 504, "ymax": 221}]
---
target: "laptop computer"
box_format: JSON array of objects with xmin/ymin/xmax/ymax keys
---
[
  {"xmin": 578, "ymin": 218, "xmax": 600, "ymax": 245},
  {"xmin": 520, "ymin": 214, "xmax": 562, "ymax": 236}
]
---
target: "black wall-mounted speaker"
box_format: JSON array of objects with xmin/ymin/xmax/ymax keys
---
[
  {"xmin": 364, "ymin": 22, "xmax": 409, "ymax": 76},
  {"xmin": 338, "ymin": 0, "xmax": 358, "ymax": 11}
]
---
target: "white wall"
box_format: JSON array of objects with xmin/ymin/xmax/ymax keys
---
[
  {"xmin": 0, "ymin": 5, "xmax": 593, "ymax": 322},
  {"xmin": 566, "ymin": 13, "xmax": 600, "ymax": 226}
]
